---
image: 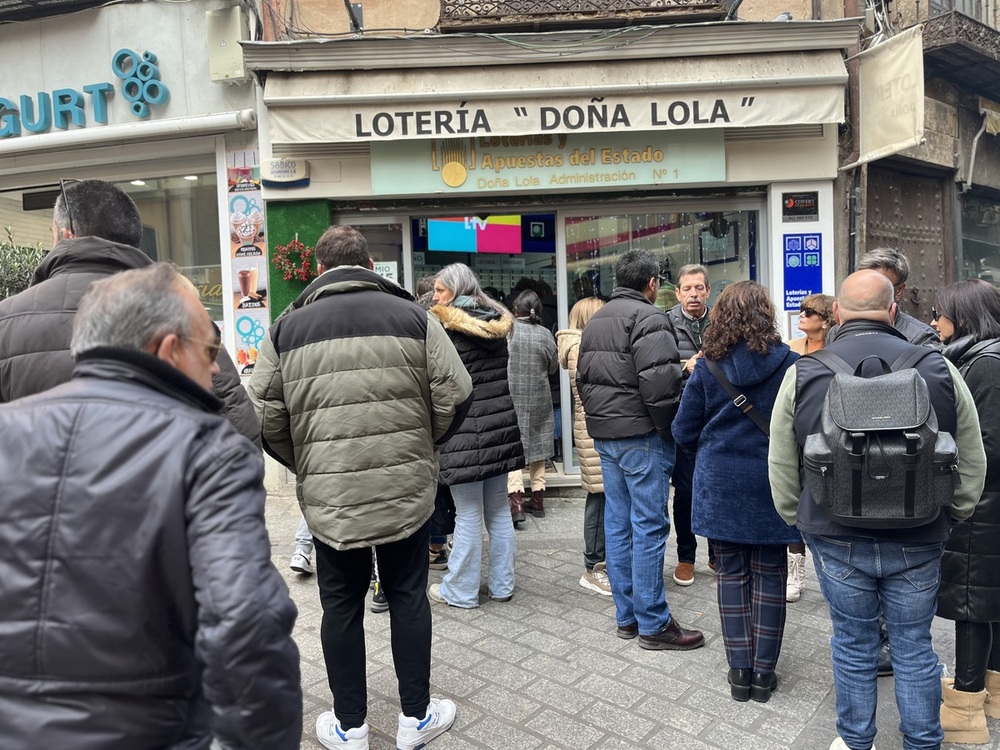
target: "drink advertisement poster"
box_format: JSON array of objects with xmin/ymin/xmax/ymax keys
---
[{"xmin": 227, "ymin": 166, "xmax": 268, "ymax": 373}]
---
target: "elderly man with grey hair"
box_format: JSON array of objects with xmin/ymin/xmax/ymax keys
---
[
  {"xmin": 0, "ymin": 263, "xmax": 302, "ymax": 750},
  {"xmin": 826, "ymin": 247, "xmax": 940, "ymax": 349}
]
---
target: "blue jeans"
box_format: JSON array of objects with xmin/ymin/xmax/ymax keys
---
[
  {"xmin": 595, "ymin": 432, "xmax": 676, "ymax": 636},
  {"xmin": 805, "ymin": 534, "xmax": 945, "ymax": 750},
  {"xmin": 294, "ymin": 515, "xmax": 313, "ymax": 555},
  {"xmin": 440, "ymin": 474, "xmax": 515, "ymax": 608}
]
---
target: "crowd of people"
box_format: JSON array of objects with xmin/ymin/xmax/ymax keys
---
[{"xmin": 0, "ymin": 180, "xmax": 996, "ymax": 750}]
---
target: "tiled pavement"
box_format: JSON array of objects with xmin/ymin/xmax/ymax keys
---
[{"xmin": 265, "ymin": 484, "xmax": 999, "ymax": 750}]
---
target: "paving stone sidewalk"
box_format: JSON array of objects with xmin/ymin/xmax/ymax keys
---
[{"xmin": 265, "ymin": 485, "xmax": 998, "ymax": 750}]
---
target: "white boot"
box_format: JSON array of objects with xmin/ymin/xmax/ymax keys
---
[{"xmin": 786, "ymin": 552, "xmax": 806, "ymax": 602}]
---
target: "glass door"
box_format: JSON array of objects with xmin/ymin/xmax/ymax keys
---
[{"xmin": 559, "ymin": 209, "xmax": 760, "ymax": 475}]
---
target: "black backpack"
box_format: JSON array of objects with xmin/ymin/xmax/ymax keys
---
[{"xmin": 802, "ymin": 348, "xmax": 960, "ymax": 529}]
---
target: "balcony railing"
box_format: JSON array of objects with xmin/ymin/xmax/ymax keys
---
[
  {"xmin": 440, "ymin": 0, "xmax": 730, "ymax": 31},
  {"xmin": 0, "ymin": 0, "xmax": 106, "ymax": 24},
  {"xmin": 930, "ymin": 0, "xmax": 997, "ymax": 28}
]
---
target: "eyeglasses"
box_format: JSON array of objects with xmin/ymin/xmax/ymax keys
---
[
  {"xmin": 58, "ymin": 178, "xmax": 81, "ymax": 236},
  {"xmin": 799, "ymin": 308, "xmax": 822, "ymax": 317},
  {"xmin": 931, "ymin": 307, "xmax": 941, "ymax": 322},
  {"xmin": 181, "ymin": 335, "xmax": 224, "ymax": 361}
]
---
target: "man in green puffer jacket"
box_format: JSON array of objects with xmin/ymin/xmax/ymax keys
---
[{"xmin": 248, "ymin": 225, "xmax": 472, "ymax": 750}]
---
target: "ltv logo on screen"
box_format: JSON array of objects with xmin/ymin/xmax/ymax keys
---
[{"xmin": 427, "ymin": 216, "xmax": 522, "ymax": 254}]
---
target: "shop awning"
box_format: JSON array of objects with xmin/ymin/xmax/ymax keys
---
[{"xmin": 263, "ymin": 50, "xmax": 849, "ymax": 145}]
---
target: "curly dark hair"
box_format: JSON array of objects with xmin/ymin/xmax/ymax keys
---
[{"xmin": 702, "ymin": 280, "xmax": 781, "ymax": 360}]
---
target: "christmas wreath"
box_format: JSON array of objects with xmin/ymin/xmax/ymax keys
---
[{"xmin": 271, "ymin": 238, "xmax": 317, "ymax": 282}]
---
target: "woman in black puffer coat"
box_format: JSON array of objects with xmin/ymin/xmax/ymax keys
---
[
  {"xmin": 427, "ymin": 263, "xmax": 525, "ymax": 609},
  {"xmin": 933, "ymin": 279, "xmax": 1000, "ymax": 743}
]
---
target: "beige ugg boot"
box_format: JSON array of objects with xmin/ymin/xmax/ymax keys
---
[
  {"xmin": 985, "ymin": 669, "xmax": 1000, "ymax": 719},
  {"xmin": 941, "ymin": 683, "xmax": 990, "ymax": 745}
]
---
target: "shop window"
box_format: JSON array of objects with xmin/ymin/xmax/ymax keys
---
[
  {"xmin": 561, "ymin": 209, "xmax": 758, "ymax": 474},
  {"xmin": 357, "ymin": 224, "xmax": 404, "ymax": 288},
  {"xmin": 1, "ymin": 174, "xmax": 223, "ymax": 319},
  {"xmin": 960, "ymin": 196, "xmax": 1000, "ymax": 286},
  {"xmin": 565, "ymin": 210, "xmax": 757, "ymax": 311}
]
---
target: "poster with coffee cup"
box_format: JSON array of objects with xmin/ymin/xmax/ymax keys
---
[
  {"xmin": 228, "ymin": 167, "xmax": 269, "ymax": 314},
  {"xmin": 234, "ymin": 260, "xmax": 267, "ymax": 310}
]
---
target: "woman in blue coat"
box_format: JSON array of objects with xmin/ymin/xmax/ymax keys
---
[{"xmin": 672, "ymin": 281, "xmax": 799, "ymax": 704}]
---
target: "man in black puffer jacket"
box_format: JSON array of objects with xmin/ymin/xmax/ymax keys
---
[
  {"xmin": 0, "ymin": 264, "xmax": 301, "ymax": 750},
  {"xmin": 0, "ymin": 179, "xmax": 261, "ymax": 446},
  {"xmin": 577, "ymin": 250, "xmax": 705, "ymax": 652}
]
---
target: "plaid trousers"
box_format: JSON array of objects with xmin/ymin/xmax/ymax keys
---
[{"xmin": 713, "ymin": 541, "xmax": 789, "ymax": 673}]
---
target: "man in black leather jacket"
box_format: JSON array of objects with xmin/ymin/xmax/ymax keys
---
[{"xmin": 0, "ymin": 264, "xmax": 301, "ymax": 750}]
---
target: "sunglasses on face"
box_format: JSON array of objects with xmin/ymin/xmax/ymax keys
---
[
  {"xmin": 932, "ymin": 307, "xmax": 941, "ymax": 322},
  {"xmin": 799, "ymin": 308, "xmax": 822, "ymax": 318}
]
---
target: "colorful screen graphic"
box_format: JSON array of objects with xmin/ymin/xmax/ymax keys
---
[{"xmin": 427, "ymin": 215, "xmax": 522, "ymax": 254}]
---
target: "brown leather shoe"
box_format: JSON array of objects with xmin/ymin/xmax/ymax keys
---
[
  {"xmin": 509, "ymin": 491, "xmax": 525, "ymax": 524},
  {"xmin": 672, "ymin": 561, "xmax": 695, "ymax": 586},
  {"xmin": 523, "ymin": 490, "xmax": 545, "ymax": 518},
  {"xmin": 616, "ymin": 622, "xmax": 639, "ymax": 640},
  {"xmin": 637, "ymin": 618, "xmax": 705, "ymax": 651}
]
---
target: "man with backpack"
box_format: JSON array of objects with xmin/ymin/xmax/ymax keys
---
[{"xmin": 768, "ymin": 270, "xmax": 986, "ymax": 750}]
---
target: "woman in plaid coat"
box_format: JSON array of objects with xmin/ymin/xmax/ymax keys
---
[{"xmin": 506, "ymin": 290, "xmax": 558, "ymax": 524}]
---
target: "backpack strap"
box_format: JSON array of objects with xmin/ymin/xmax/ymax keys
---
[
  {"xmin": 889, "ymin": 347, "xmax": 936, "ymax": 373},
  {"xmin": 807, "ymin": 348, "xmax": 854, "ymax": 375},
  {"xmin": 888, "ymin": 348, "xmax": 937, "ymax": 516},
  {"xmin": 704, "ymin": 358, "xmax": 770, "ymax": 438}
]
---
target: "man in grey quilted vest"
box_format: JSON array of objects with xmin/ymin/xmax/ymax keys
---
[
  {"xmin": 249, "ymin": 226, "xmax": 472, "ymax": 750},
  {"xmin": 768, "ymin": 270, "xmax": 985, "ymax": 750}
]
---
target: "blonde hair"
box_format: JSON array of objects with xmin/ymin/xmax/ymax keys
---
[{"xmin": 568, "ymin": 297, "xmax": 605, "ymax": 330}]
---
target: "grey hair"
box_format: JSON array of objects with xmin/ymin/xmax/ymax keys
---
[
  {"xmin": 435, "ymin": 263, "xmax": 508, "ymax": 315},
  {"xmin": 676, "ymin": 264, "xmax": 710, "ymax": 283},
  {"xmin": 859, "ymin": 247, "xmax": 910, "ymax": 284},
  {"xmin": 71, "ymin": 263, "xmax": 193, "ymax": 357}
]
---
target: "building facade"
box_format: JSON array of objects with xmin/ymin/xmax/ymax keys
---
[
  {"xmin": 244, "ymin": 3, "xmax": 858, "ymax": 472},
  {"xmin": 0, "ymin": 0, "xmax": 263, "ymax": 367}
]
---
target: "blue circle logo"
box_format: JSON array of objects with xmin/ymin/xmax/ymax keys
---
[{"xmin": 112, "ymin": 49, "xmax": 170, "ymax": 119}]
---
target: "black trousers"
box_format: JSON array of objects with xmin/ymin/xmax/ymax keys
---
[
  {"xmin": 670, "ymin": 445, "xmax": 698, "ymax": 563},
  {"xmin": 583, "ymin": 491, "xmax": 606, "ymax": 569},
  {"xmin": 315, "ymin": 521, "xmax": 432, "ymax": 728},
  {"xmin": 954, "ymin": 620, "xmax": 1000, "ymax": 692}
]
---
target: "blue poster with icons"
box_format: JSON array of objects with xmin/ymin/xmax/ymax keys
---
[{"xmin": 783, "ymin": 234, "xmax": 822, "ymax": 310}]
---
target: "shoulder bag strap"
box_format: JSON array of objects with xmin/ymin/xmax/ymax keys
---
[{"xmin": 704, "ymin": 358, "xmax": 770, "ymax": 438}]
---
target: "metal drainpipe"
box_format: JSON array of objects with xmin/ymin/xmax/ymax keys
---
[
  {"xmin": 848, "ymin": 166, "xmax": 860, "ymax": 272},
  {"xmin": 960, "ymin": 109, "xmax": 990, "ymax": 195}
]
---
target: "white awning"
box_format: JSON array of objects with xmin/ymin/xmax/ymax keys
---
[{"xmin": 263, "ymin": 51, "xmax": 848, "ymax": 145}]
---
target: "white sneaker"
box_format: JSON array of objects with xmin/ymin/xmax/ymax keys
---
[
  {"xmin": 290, "ymin": 550, "xmax": 313, "ymax": 576},
  {"xmin": 396, "ymin": 698, "xmax": 456, "ymax": 750},
  {"xmin": 316, "ymin": 711, "xmax": 369, "ymax": 749},
  {"xmin": 829, "ymin": 738, "xmax": 876, "ymax": 750},
  {"xmin": 786, "ymin": 552, "xmax": 806, "ymax": 602},
  {"xmin": 579, "ymin": 562, "xmax": 612, "ymax": 596}
]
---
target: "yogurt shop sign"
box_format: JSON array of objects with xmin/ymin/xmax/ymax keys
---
[{"xmin": 0, "ymin": 48, "xmax": 170, "ymax": 138}]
